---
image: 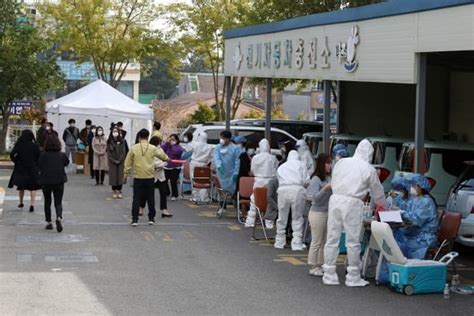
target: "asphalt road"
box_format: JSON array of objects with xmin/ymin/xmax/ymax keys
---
[{"xmin": 0, "ymin": 170, "xmax": 473, "ymax": 315}]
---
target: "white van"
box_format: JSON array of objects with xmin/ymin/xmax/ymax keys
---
[
  {"xmin": 396, "ymin": 142, "xmax": 474, "ymax": 206},
  {"xmin": 181, "ymin": 123, "xmax": 298, "ymax": 155}
]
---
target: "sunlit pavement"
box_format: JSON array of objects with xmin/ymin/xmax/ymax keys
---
[{"xmin": 0, "ymin": 170, "xmax": 473, "ymax": 315}]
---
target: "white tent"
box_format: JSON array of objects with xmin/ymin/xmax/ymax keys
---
[{"xmin": 46, "ymin": 79, "xmax": 153, "ymax": 145}]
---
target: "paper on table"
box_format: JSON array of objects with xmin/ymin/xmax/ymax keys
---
[{"xmin": 378, "ymin": 210, "xmax": 403, "ymax": 223}]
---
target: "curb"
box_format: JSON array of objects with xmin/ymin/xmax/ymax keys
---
[
  {"xmin": 0, "ymin": 187, "xmax": 4, "ymax": 217},
  {"xmin": 0, "ymin": 161, "xmax": 14, "ymax": 170}
]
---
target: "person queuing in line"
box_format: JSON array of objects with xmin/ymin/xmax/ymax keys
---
[
  {"xmin": 395, "ymin": 174, "xmax": 439, "ymax": 260},
  {"xmin": 8, "ymin": 130, "xmax": 41, "ymax": 213},
  {"xmin": 306, "ymin": 153, "xmax": 332, "ymax": 277},
  {"xmin": 36, "ymin": 118, "xmax": 47, "ymax": 148},
  {"xmin": 124, "ymin": 129, "xmax": 170, "ymax": 226},
  {"xmin": 152, "ymin": 121, "xmax": 163, "ymax": 140},
  {"xmin": 150, "ymin": 136, "xmax": 173, "ymax": 218},
  {"xmin": 116, "ymin": 121, "xmax": 127, "ymax": 139},
  {"xmin": 296, "ymin": 139, "xmax": 315, "ymax": 176},
  {"xmin": 190, "ymin": 132, "xmax": 213, "ymax": 203},
  {"xmin": 79, "ymin": 119, "xmax": 92, "ymax": 145},
  {"xmin": 161, "ymin": 134, "xmax": 184, "ymax": 201},
  {"xmin": 214, "ymin": 130, "xmax": 241, "ymax": 215},
  {"xmin": 387, "ymin": 176, "xmax": 411, "ymax": 210},
  {"xmin": 87, "ymin": 125, "xmax": 96, "ymax": 179},
  {"xmin": 323, "ymin": 139, "xmax": 386, "ymax": 287},
  {"xmin": 92, "ymin": 126, "xmax": 108, "ymax": 185},
  {"xmin": 62, "ymin": 118, "xmax": 80, "ymax": 160},
  {"xmin": 245, "ymin": 139, "xmax": 278, "ymax": 228},
  {"xmin": 39, "ymin": 122, "xmax": 58, "ymax": 148},
  {"xmin": 233, "ymin": 136, "xmax": 250, "ymax": 193},
  {"xmin": 38, "ymin": 135, "xmax": 69, "ymax": 233},
  {"xmin": 274, "ymin": 150, "xmax": 309, "ymax": 251},
  {"xmin": 107, "ymin": 126, "xmax": 127, "ymax": 199}
]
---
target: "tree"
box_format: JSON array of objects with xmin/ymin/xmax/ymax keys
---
[
  {"xmin": 40, "ymin": 0, "xmax": 179, "ymax": 88},
  {"xmin": 140, "ymin": 58, "xmax": 179, "ymax": 100},
  {"xmin": 0, "ymin": 3, "xmax": 64, "ymax": 152},
  {"xmin": 188, "ymin": 103, "xmax": 215, "ymax": 124},
  {"xmin": 164, "ymin": 0, "xmax": 251, "ymax": 120}
]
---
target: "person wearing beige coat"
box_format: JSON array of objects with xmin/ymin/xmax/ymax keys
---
[{"xmin": 92, "ymin": 126, "xmax": 108, "ymax": 185}]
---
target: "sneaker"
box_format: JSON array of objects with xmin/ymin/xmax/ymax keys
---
[
  {"xmin": 265, "ymin": 219, "xmax": 274, "ymax": 229},
  {"xmin": 244, "ymin": 217, "xmax": 255, "ymax": 228},
  {"xmin": 131, "ymin": 221, "xmax": 138, "ymax": 227},
  {"xmin": 118, "ymin": 193, "xmax": 123, "ymax": 199},
  {"xmin": 171, "ymin": 197, "xmax": 177, "ymax": 201},
  {"xmin": 309, "ymin": 267, "xmax": 324, "ymax": 277},
  {"xmin": 45, "ymin": 222, "xmax": 53, "ymax": 230},
  {"xmin": 112, "ymin": 192, "xmax": 118, "ymax": 199},
  {"xmin": 148, "ymin": 219, "xmax": 155, "ymax": 225},
  {"xmin": 56, "ymin": 219, "xmax": 63, "ymax": 233}
]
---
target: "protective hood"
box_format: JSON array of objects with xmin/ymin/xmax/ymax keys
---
[
  {"xmin": 259, "ymin": 139, "xmax": 270, "ymax": 153},
  {"xmin": 287, "ymin": 150, "xmax": 300, "ymax": 161},
  {"xmin": 353, "ymin": 139, "xmax": 373, "ymax": 163},
  {"xmin": 197, "ymin": 132, "xmax": 208, "ymax": 143},
  {"xmin": 296, "ymin": 139, "xmax": 309, "ymax": 152}
]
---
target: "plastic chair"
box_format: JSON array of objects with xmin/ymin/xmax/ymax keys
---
[
  {"xmin": 427, "ymin": 212, "xmax": 462, "ymax": 261},
  {"xmin": 191, "ymin": 166, "xmax": 212, "ymax": 204},
  {"xmin": 375, "ymin": 167, "xmax": 391, "ymax": 184},
  {"xmin": 236, "ymin": 177, "xmax": 255, "ymax": 224},
  {"xmin": 179, "ymin": 161, "xmax": 191, "ymax": 197},
  {"xmin": 252, "ymin": 187, "xmax": 269, "ymax": 242},
  {"xmin": 213, "ymin": 176, "xmax": 232, "ymax": 219}
]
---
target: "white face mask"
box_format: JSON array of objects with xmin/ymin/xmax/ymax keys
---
[
  {"xmin": 97, "ymin": 131, "xmax": 103, "ymax": 136},
  {"xmin": 247, "ymin": 148, "xmax": 256, "ymax": 156},
  {"xmin": 70, "ymin": 124, "xmax": 75, "ymax": 128},
  {"xmin": 170, "ymin": 140, "xmax": 177, "ymax": 145},
  {"xmin": 183, "ymin": 137, "xmax": 189, "ymax": 143},
  {"xmin": 112, "ymin": 132, "xmax": 119, "ymax": 137},
  {"xmin": 91, "ymin": 129, "xmax": 96, "ymax": 134},
  {"xmin": 219, "ymin": 138, "xmax": 225, "ymax": 145},
  {"xmin": 410, "ymin": 187, "xmax": 417, "ymax": 196},
  {"xmin": 46, "ymin": 126, "xmax": 51, "ymax": 131}
]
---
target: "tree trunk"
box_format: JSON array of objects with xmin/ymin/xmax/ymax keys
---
[{"xmin": 0, "ymin": 111, "xmax": 10, "ymax": 154}]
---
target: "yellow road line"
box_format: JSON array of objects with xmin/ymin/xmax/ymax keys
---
[
  {"xmin": 227, "ymin": 225, "xmax": 241, "ymax": 231},
  {"xmin": 142, "ymin": 231, "xmax": 155, "ymax": 241},
  {"xmin": 161, "ymin": 233, "xmax": 174, "ymax": 242},
  {"xmin": 274, "ymin": 256, "xmax": 307, "ymax": 266}
]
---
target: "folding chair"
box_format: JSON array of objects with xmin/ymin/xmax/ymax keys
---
[
  {"xmin": 179, "ymin": 161, "xmax": 191, "ymax": 198},
  {"xmin": 375, "ymin": 167, "xmax": 391, "ymax": 184},
  {"xmin": 252, "ymin": 187, "xmax": 270, "ymax": 242},
  {"xmin": 236, "ymin": 177, "xmax": 254, "ymax": 224},
  {"xmin": 191, "ymin": 166, "xmax": 212, "ymax": 204},
  {"xmin": 213, "ymin": 176, "xmax": 232, "ymax": 219},
  {"xmin": 426, "ymin": 212, "xmax": 462, "ymax": 261}
]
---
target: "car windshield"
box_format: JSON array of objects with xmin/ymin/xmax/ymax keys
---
[{"xmin": 455, "ymin": 165, "xmax": 474, "ymax": 192}]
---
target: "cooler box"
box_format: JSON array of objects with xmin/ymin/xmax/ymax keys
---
[{"xmin": 371, "ymin": 221, "xmax": 458, "ymax": 295}]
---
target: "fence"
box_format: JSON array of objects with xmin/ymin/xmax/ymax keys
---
[{"xmin": 6, "ymin": 124, "xmax": 39, "ymax": 152}]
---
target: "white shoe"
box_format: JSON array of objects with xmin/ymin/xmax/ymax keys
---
[
  {"xmin": 345, "ymin": 277, "xmax": 370, "ymax": 287},
  {"xmin": 112, "ymin": 192, "xmax": 118, "ymax": 199},
  {"xmin": 274, "ymin": 238, "xmax": 286, "ymax": 249},
  {"xmin": 291, "ymin": 243, "xmax": 307, "ymax": 251},
  {"xmin": 171, "ymin": 197, "xmax": 177, "ymax": 201},
  {"xmin": 322, "ymin": 273, "xmax": 340, "ymax": 285},
  {"xmin": 118, "ymin": 193, "xmax": 123, "ymax": 199},
  {"xmin": 309, "ymin": 267, "xmax": 324, "ymax": 277},
  {"xmin": 217, "ymin": 208, "xmax": 225, "ymax": 216},
  {"xmin": 244, "ymin": 217, "xmax": 255, "ymax": 228},
  {"xmin": 265, "ymin": 220, "xmax": 274, "ymax": 229}
]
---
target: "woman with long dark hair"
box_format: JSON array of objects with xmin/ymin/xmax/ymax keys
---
[
  {"xmin": 8, "ymin": 130, "xmax": 41, "ymax": 212},
  {"xmin": 39, "ymin": 135, "xmax": 69, "ymax": 232},
  {"xmin": 306, "ymin": 153, "xmax": 332, "ymax": 277},
  {"xmin": 92, "ymin": 126, "xmax": 108, "ymax": 185},
  {"xmin": 107, "ymin": 126, "xmax": 126, "ymax": 198}
]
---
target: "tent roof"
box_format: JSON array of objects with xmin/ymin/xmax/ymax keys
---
[{"xmin": 46, "ymin": 79, "xmax": 153, "ymax": 120}]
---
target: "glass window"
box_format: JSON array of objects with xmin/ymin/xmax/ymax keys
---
[
  {"xmin": 399, "ymin": 146, "xmax": 428, "ymax": 173},
  {"xmin": 205, "ymin": 129, "xmax": 224, "ymax": 145},
  {"xmin": 270, "ymin": 131, "xmax": 296, "ymax": 150},
  {"xmin": 188, "ymin": 74, "xmax": 199, "ymax": 92},
  {"xmin": 372, "ymin": 142, "xmax": 386, "ymax": 165},
  {"xmin": 236, "ymin": 129, "xmax": 265, "ymax": 148},
  {"xmin": 431, "ymin": 148, "xmax": 474, "ymax": 177}
]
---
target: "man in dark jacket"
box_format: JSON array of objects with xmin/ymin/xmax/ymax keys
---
[
  {"xmin": 79, "ymin": 119, "xmax": 92, "ymax": 145},
  {"xmin": 39, "ymin": 122, "xmax": 58, "ymax": 149},
  {"xmin": 37, "ymin": 118, "xmax": 47, "ymax": 148},
  {"xmin": 63, "ymin": 119, "xmax": 80, "ymax": 159}
]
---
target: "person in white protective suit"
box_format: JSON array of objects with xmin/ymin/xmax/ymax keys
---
[
  {"xmin": 244, "ymin": 139, "xmax": 279, "ymax": 228},
  {"xmin": 322, "ymin": 139, "xmax": 386, "ymax": 287},
  {"xmin": 296, "ymin": 139, "xmax": 315, "ymax": 175},
  {"xmin": 275, "ymin": 150, "xmax": 310, "ymax": 251},
  {"xmin": 190, "ymin": 132, "xmax": 213, "ymax": 203}
]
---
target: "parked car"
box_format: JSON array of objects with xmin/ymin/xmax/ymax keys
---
[
  {"xmin": 231, "ymin": 119, "xmax": 322, "ymax": 139},
  {"xmin": 330, "ymin": 134, "xmax": 408, "ymax": 192},
  {"xmin": 303, "ymin": 132, "xmax": 324, "ymax": 157},
  {"xmin": 396, "ymin": 142, "xmax": 474, "ymax": 206},
  {"xmin": 446, "ymin": 161, "xmax": 474, "ymax": 247},
  {"xmin": 181, "ymin": 123, "xmax": 298, "ymax": 155}
]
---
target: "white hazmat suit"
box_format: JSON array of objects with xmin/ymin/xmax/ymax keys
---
[
  {"xmin": 275, "ymin": 150, "xmax": 309, "ymax": 251},
  {"xmin": 244, "ymin": 139, "xmax": 279, "ymax": 228},
  {"xmin": 190, "ymin": 132, "xmax": 214, "ymax": 202},
  {"xmin": 322, "ymin": 139, "xmax": 386, "ymax": 287},
  {"xmin": 296, "ymin": 139, "xmax": 315, "ymax": 176}
]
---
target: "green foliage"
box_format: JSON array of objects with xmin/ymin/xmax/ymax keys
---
[
  {"xmin": 0, "ymin": 2, "xmax": 64, "ymax": 152},
  {"xmin": 188, "ymin": 103, "xmax": 216, "ymax": 124},
  {"xmin": 271, "ymin": 104, "xmax": 289, "ymax": 120},
  {"xmin": 240, "ymin": 110, "xmax": 264, "ymax": 119},
  {"xmin": 140, "ymin": 58, "xmax": 179, "ymax": 100},
  {"xmin": 40, "ymin": 0, "xmax": 182, "ymax": 88},
  {"xmin": 296, "ymin": 112, "xmax": 308, "ymax": 121}
]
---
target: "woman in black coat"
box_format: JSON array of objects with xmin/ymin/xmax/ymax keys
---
[
  {"xmin": 8, "ymin": 130, "xmax": 40, "ymax": 212},
  {"xmin": 38, "ymin": 135, "xmax": 69, "ymax": 232}
]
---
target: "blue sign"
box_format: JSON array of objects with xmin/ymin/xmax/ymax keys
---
[{"xmin": 8, "ymin": 101, "xmax": 33, "ymax": 115}]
